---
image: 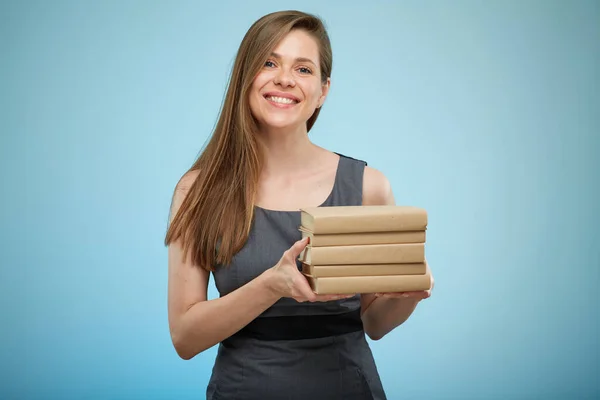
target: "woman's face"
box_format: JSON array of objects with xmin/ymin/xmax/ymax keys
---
[{"xmin": 249, "ymin": 29, "xmax": 330, "ymax": 133}]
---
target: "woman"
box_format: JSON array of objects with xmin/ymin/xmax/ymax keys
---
[{"xmin": 165, "ymin": 10, "xmax": 433, "ymax": 400}]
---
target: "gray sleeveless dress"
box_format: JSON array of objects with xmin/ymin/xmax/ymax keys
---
[{"xmin": 207, "ymin": 154, "xmax": 387, "ymax": 400}]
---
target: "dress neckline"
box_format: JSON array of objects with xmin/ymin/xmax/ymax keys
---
[{"xmin": 253, "ymin": 155, "xmax": 342, "ymax": 213}]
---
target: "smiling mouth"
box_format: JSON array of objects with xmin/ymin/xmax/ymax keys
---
[{"xmin": 264, "ymin": 95, "xmax": 300, "ymax": 105}]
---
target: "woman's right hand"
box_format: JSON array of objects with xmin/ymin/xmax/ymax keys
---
[{"xmin": 267, "ymin": 237, "xmax": 355, "ymax": 303}]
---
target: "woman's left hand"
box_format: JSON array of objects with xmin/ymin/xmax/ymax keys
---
[{"xmin": 374, "ymin": 290, "xmax": 431, "ymax": 300}]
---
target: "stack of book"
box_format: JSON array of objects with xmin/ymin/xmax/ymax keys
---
[{"xmin": 298, "ymin": 205, "xmax": 431, "ymax": 294}]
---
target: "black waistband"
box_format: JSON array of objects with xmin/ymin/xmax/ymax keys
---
[{"xmin": 226, "ymin": 308, "xmax": 364, "ymax": 342}]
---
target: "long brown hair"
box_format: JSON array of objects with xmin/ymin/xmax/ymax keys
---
[{"xmin": 164, "ymin": 10, "xmax": 333, "ymax": 271}]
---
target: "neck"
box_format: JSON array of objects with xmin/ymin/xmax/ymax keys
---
[{"xmin": 256, "ymin": 123, "xmax": 315, "ymax": 175}]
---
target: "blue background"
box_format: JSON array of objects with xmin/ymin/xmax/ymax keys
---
[{"xmin": 1, "ymin": 0, "xmax": 598, "ymax": 399}]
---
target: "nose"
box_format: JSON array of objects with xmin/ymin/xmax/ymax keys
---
[{"xmin": 273, "ymin": 68, "xmax": 295, "ymax": 88}]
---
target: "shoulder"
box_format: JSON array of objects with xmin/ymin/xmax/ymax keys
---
[
  {"xmin": 175, "ymin": 169, "xmax": 201, "ymax": 194},
  {"xmin": 170, "ymin": 169, "xmax": 201, "ymax": 218},
  {"xmin": 362, "ymin": 165, "xmax": 395, "ymax": 206},
  {"xmin": 333, "ymin": 152, "xmax": 395, "ymax": 206}
]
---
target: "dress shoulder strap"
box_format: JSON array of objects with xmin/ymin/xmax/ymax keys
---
[{"xmin": 326, "ymin": 152, "xmax": 367, "ymax": 207}]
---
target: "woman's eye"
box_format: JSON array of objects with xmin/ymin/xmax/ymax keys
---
[
  {"xmin": 299, "ymin": 67, "xmax": 312, "ymax": 74},
  {"xmin": 265, "ymin": 60, "xmax": 275, "ymax": 67}
]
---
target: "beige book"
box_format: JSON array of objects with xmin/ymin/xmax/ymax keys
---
[
  {"xmin": 302, "ymin": 262, "xmax": 426, "ymax": 277},
  {"xmin": 300, "ymin": 228, "xmax": 426, "ymax": 247},
  {"xmin": 304, "ymin": 272, "xmax": 432, "ymax": 294},
  {"xmin": 300, "ymin": 205, "xmax": 427, "ymax": 234},
  {"xmin": 299, "ymin": 243, "xmax": 424, "ymax": 265}
]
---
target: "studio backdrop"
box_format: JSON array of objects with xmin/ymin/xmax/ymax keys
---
[{"xmin": 1, "ymin": 1, "xmax": 598, "ymax": 399}]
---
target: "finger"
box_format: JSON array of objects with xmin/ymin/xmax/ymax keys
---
[
  {"xmin": 287, "ymin": 237, "xmax": 310, "ymax": 260},
  {"xmin": 407, "ymin": 292, "xmax": 428, "ymax": 299},
  {"xmin": 377, "ymin": 291, "xmax": 429, "ymax": 299}
]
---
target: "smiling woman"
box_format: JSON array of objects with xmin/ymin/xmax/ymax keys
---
[{"xmin": 164, "ymin": 9, "xmax": 432, "ymax": 400}]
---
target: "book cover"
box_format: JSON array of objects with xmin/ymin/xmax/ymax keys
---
[{"xmin": 300, "ymin": 205, "xmax": 427, "ymax": 234}]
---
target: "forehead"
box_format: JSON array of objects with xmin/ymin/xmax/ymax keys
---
[{"xmin": 271, "ymin": 29, "xmax": 320, "ymax": 62}]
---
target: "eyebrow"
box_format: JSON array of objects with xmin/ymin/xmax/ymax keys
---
[{"xmin": 270, "ymin": 52, "xmax": 317, "ymax": 66}]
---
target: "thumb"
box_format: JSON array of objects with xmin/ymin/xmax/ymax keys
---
[{"xmin": 288, "ymin": 237, "xmax": 310, "ymax": 260}]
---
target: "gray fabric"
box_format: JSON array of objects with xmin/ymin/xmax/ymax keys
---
[{"xmin": 208, "ymin": 155, "xmax": 387, "ymax": 400}]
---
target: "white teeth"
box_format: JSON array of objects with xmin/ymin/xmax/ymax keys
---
[{"xmin": 267, "ymin": 96, "xmax": 296, "ymax": 104}]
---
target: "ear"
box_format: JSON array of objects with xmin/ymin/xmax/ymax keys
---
[{"xmin": 317, "ymin": 77, "xmax": 331, "ymax": 108}]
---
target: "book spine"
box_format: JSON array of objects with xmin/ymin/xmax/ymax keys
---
[
  {"xmin": 301, "ymin": 230, "xmax": 426, "ymax": 247},
  {"xmin": 302, "ymin": 243, "xmax": 425, "ymax": 265},
  {"xmin": 302, "ymin": 263, "xmax": 427, "ymax": 277},
  {"xmin": 313, "ymin": 213, "xmax": 427, "ymax": 234},
  {"xmin": 306, "ymin": 274, "xmax": 431, "ymax": 294}
]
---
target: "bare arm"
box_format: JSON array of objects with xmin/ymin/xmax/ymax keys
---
[
  {"xmin": 168, "ymin": 171, "xmax": 348, "ymax": 359},
  {"xmin": 168, "ymin": 242, "xmax": 285, "ymax": 359},
  {"xmin": 359, "ymin": 166, "xmax": 433, "ymax": 340}
]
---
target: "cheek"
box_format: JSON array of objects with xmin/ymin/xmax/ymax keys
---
[
  {"xmin": 251, "ymin": 71, "xmax": 271, "ymax": 91},
  {"xmin": 249, "ymin": 81, "xmax": 265, "ymax": 109},
  {"xmin": 304, "ymin": 85, "xmax": 322, "ymax": 106},
  {"xmin": 249, "ymin": 74, "xmax": 272, "ymax": 104}
]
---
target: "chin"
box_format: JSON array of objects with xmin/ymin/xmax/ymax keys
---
[{"xmin": 259, "ymin": 116, "xmax": 303, "ymax": 131}]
